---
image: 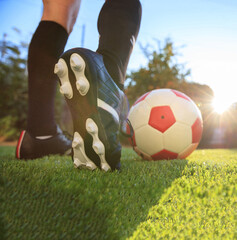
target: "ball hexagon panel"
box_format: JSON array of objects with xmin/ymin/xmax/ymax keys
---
[
  {"xmin": 148, "ymin": 106, "xmax": 176, "ymax": 133},
  {"xmin": 171, "ymin": 89, "xmax": 192, "ymax": 102},
  {"xmin": 152, "ymin": 149, "xmax": 178, "ymax": 160},
  {"xmin": 178, "ymin": 143, "xmax": 199, "ymax": 159},
  {"xmin": 133, "ymin": 91, "xmax": 151, "ymax": 106},
  {"xmin": 145, "ymin": 89, "xmax": 176, "ymax": 108},
  {"xmin": 170, "ymin": 97, "xmax": 200, "ymax": 126},
  {"xmin": 163, "ymin": 122, "xmax": 192, "ymax": 153},
  {"xmin": 134, "ymin": 147, "xmax": 153, "ymax": 161},
  {"xmin": 128, "ymin": 100, "xmax": 151, "ymax": 131},
  {"xmin": 192, "ymin": 117, "xmax": 203, "ymax": 143},
  {"xmin": 135, "ymin": 125, "xmax": 164, "ymax": 155}
]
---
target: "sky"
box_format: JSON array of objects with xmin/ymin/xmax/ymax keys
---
[{"xmin": 1, "ymin": 0, "xmax": 237, "ymax": 107}]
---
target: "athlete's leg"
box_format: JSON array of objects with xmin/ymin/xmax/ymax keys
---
[
  {"xmin": 41, "ymin": 0, "xmax": 81, "ymax": 34},
  {"xmin": 27, "ymin": 0, "xmax": 81, "ymax": 136},
  {"xmin": 54, "ymin": 0, "xmax": 142, "ymax": 170},
  {"xmin": 16, "ymin": 0, "xmax": 82, "ymax": 159},
  {"xmin": 97, "ymin": 0, "xmax": 142, "ymax": 89}
]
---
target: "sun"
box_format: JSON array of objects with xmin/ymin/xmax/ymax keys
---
[
  {"xmin": 211, "ymin": 85, "xmax": 237, "ymax": 115},
  {"xmin": 212, "ymin": 97, "xmax": 232, "ymax": 114}
]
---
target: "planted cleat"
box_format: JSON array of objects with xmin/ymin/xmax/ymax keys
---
[
  {"xmin": 16, "ymin": 126, "xmax": 72, "ymax": 159},
  {"xmin": 55, "ymin": 48, "xmax": 127, "ymax": 171}
]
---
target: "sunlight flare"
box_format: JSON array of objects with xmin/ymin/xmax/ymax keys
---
[{"xmin": 212, "ymin": 97, "xmax": 232, "ymax": 114}]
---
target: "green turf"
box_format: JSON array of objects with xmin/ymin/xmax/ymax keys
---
[{"xmin": 0, "ymin": 147, "xmax": 236, "ymax": 240}]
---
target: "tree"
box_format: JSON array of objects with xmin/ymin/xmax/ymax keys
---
[
  {"xmin": 0, "ymin": 36, "xmax": 28, "ymax": 140},
  {"xmin": 125, "ymin": 39, "xmax": 190, "ymax": 103}
]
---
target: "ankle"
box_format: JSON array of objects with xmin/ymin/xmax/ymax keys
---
[{"xmin": 27, "ymin": 124, "xmax": 57, "ymax": 137}]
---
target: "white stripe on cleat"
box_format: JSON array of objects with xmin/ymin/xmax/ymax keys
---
[
  {"xmin": 72, "ymin": 132, "xmax": 97, "ymax": 170},
  {"xmin": 97, "ymin": 98, "xmax": 119, "ymax": 123},
  {"xmin": 54, "ymin": 58, "xmax": 73, "ymax": 99},
  {"xmin": 86, "ymin": 118, "xmax": 111, "ymax": 172},
  {"xmin": 70, "ymin": 53, "xmax": 90, "ymax": 96}
]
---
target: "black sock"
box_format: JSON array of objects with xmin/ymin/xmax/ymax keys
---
[
  {"xmin": 97, "ymin": 0, "xmax": 142, "ymax": 89},
  {"xmin": 27, "ymin": 21, "xmax": 68, "ymax": 136}
]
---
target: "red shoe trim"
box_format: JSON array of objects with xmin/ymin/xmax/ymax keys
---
[{"xmin": 16, "ymin": 131, "xmax": 26, "ymax": 159}]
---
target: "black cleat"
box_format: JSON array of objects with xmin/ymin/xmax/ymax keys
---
[
  {"xmin": 54, "ymin": 48, "xmax": 128, "ymax": 171},
  {"xmin": 16, "ymin": 126, "xmax": 72, "ymax": 159}
]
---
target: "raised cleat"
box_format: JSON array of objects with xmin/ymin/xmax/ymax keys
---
[{"xmin": 55, "ymin": 48, "xmax": 128, "ymax": 171}]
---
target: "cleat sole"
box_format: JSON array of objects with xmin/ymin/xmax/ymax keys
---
[{"xmin": 55, "ymin": 49, "xmax": 121, "ymax": 171}]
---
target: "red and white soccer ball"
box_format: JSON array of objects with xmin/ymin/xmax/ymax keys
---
[{"xmin": 126, "ymin": 89, "xmax": 203, "ymax": 160}]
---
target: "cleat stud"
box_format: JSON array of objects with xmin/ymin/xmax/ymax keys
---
[
  {"xmin": 70, "ymin": 54, "xmax": 84, "ymax": 71},
  {"xmin": 86, "ymin": 163, "xmax": 97, "ymax": 170},
  {"xmin": 87, "ymin": 124, "xmax": 96, "ymax": 134},
  {"xmin": 55, "ymin": 58, "xmax": 73, "ymax": 99},
  {"xmin": 72, "ymin": 137, "xmax": 82, "ymax": 148},
  {"xmin": 101, "ymin": 164, "xmax": 111, "ymax": 172},
  {"xmin": 70, "ymin": 53, "xmax": 90, "ymax": 96},
  {"xmin": 93, "ymin": 142, "xmax": 104, "ymax": 155},
  {"xmin": 73, "ymin": 163, "xmax": 78, "ymax": 168},
  {"xmin": 76, "ymin": 78, "xmax": 89, "ymax": 96},
  {"xmin": 76, "ymin": 78, "xmax": 87, "ymax": 92},
  {"xmin": 72, "ymin": 141, "xmax": 78, "ymax": 148},
  {"xmin": 54, "ymin": 61, "xmax": 65, "ymax": 76},
  {"xmin": 73, "ymin": 158, "xmax": 84, "ymax": 168},
  {"xmin": 86, "ymin": 119, "xmax": 97, "ymax": 134},
  {"xmin": 54, "ymin": 63, "xmax": 60, "ymax": 74},
  {"xmin": 60, "ymin": 83, "xmax": 72, "ymax": 99},
  {"xmin": 72, "ymin": 131, "xmax": 97, "ymax": 170},
  {"xmin": 59, "ymin": 85, "xmax": 66, "ymax": 94}
]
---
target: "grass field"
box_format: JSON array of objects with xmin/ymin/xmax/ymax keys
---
[{"xmin": 0, "ymin": 146, "xmax": 236, "ymax": 240}]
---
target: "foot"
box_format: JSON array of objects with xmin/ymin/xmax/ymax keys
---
[
  {"xmin": 16, "ymin": 126, "xmax": 72, "ymax": 159},
  {"xmin": 54, "ymin": 48, "xmax": 127, "ymax": 171}
]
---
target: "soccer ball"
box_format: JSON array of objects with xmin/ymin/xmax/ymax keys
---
[{"xmin": 126, "ymin": 89, "xmax": 203, "ymax": 160}]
